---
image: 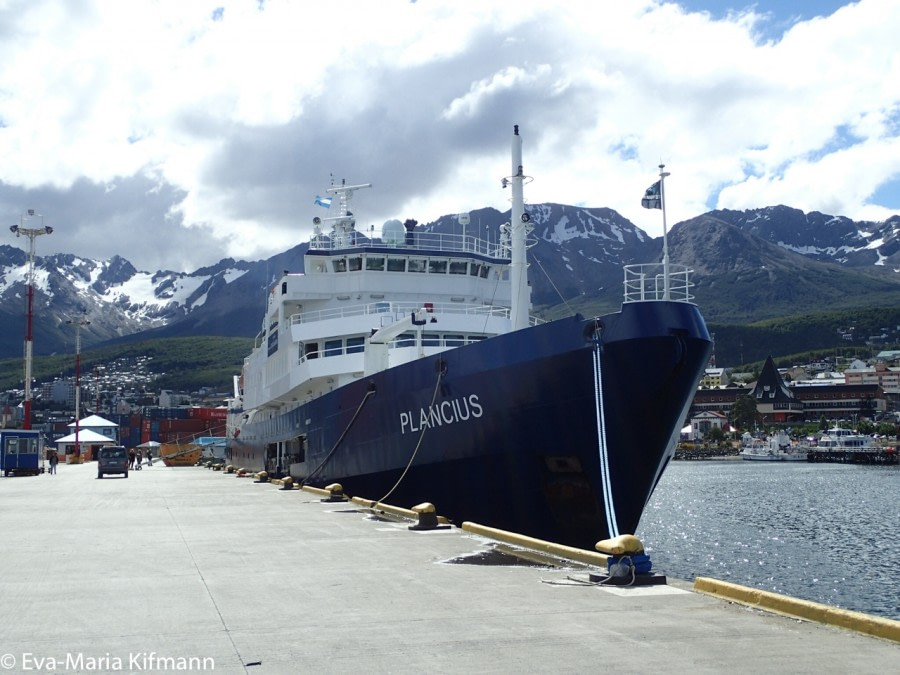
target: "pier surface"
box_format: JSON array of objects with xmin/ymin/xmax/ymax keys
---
[{"xmin": 1, "ymin": 463, "xmax": 897, "ymax": 674}]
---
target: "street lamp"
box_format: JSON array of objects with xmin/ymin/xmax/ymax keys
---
[
  {"xmin": 66, "ymin": 317, "xmax": 91, "ymax": 459},
  {"xmin": 10, "ymin": 209, "xmax": 53, "ymax": 430}
]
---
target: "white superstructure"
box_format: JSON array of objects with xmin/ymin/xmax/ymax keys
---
[{"xmin": 238, "ymin": 179, "xmax": 534, "ymax": 426}]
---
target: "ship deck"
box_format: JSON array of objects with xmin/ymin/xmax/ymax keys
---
[{"xmin": 1, "ymin": 462, "xmax": 896, "ymax": 674}]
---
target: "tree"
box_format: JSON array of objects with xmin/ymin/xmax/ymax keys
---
[
  {"xmin": 705, "ymin": 426, "xmax": 725, "ymax": 444},
  {"xmin": 731, "ymin": 394, "xmax": 759, "ymax": 431}
]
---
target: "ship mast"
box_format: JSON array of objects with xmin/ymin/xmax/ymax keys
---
[{"xmin": 508, "ymin": 125, "xmax": 531, "ymax": 331}]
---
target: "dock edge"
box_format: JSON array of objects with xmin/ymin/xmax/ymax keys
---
[{"xmin": 693, "ymin": 576, "xmax": 900, "ymax": 643}]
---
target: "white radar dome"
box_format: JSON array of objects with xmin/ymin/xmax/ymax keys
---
[{"xmin": 382, "ymin": 219, "xmax": 405, "ymax": 245}]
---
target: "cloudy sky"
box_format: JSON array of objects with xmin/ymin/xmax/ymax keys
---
[{"xmin": 1, "ymin": 0, "xmax": 897, "ymax": 272}]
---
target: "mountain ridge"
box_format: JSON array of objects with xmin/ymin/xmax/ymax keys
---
[{"xmin": 1, "ymin": 202, "xmax": 899, "ymax": 360}]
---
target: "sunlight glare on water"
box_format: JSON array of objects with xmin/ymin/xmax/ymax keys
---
[{"xmin": 636, "ymin": 461, "xmax": 899, "ymax": 620}]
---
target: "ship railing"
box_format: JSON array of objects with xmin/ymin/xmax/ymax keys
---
[
  {"xmin": 623, "ymin": 263, "xmax": 694, "ymax": 303},
  {"xmin": 309, "ymin": 231, "xmax": 507, "ymax": 258},
  {"xmin": 290, "ymin": 301, "xmax": 510, "ymax": 326}
]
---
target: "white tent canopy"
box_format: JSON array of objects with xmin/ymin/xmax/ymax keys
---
[
  {"xmin": 56, "ymin": 429, "xmax": 116, "ymax": 445},
  {"xmin": 66, "ymin": 414, "xmax": 118, "ymax": 429}
]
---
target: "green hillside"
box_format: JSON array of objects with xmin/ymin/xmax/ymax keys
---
[
  {"xmin": 0, "ymin": 336, "xmax": 254, "ymax": 393},
  {"xmin": 709, "ymin": 307, "xmax": 900, "ymax": 367}
]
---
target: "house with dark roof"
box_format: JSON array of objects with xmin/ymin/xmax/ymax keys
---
[{"xmin": 750, "ymin": 356, "xmax": 804, "ymax": 423}]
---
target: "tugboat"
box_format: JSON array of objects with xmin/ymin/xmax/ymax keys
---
[{"xmin": 227, "ymin": 126, "xmax": 712, "ymax": 548}]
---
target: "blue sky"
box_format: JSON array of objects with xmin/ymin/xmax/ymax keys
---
[
  {"xmin": 680, "ymin": 1, "xmax": 856, "ymax": 36},
  {"xmin": 0, "ymin": 1, "xmax": 897, "ymax": 271}
]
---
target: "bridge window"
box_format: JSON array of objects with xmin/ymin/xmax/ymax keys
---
[
  {"xmin": 408, "ymin": 259, "xmax": 426, "ymax": 273},
  {"xmin": 366, "ymin": 257, "xmax": 385, "ymax": 271},
  {"xmin": 324, "ymin": 339, "xmax": 343, "ymax": 357},
  {"xmin": 428, "ymin": 260, "xmax": 447, "ymax": 274},
  {"xmin": 346, "ymin": 337, "xmax": 365, "ymax": 354},
  {"xmin": 387, "ymin": 257, "xmax": 406, "ymax": 272},
  {"xmin": 449, "ymin": 261, "xmax": 468, "ymax": 275}
]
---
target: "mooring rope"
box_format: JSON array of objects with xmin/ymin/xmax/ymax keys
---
[
  {"xmin": 374, "ymin": 359, "xmax": 445, "ymax": 506},
  {"xmin": 300, "ymin": 385, "xmax": 375, "ymax": 487}
]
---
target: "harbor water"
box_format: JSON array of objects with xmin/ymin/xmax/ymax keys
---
[{"xmin": 637, "ymin": 460, "xmax": 899, "ymax": 621}]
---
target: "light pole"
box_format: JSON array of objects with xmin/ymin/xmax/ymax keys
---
[
  {"xmin": 66, "ymin": 317, "xmax": 90, "ymax": 459},
  {"xmin": 10, "ymin": 210, "xmax": 53, "ymax": 430}
]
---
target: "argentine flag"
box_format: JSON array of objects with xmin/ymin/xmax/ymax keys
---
[{"xmin": 314, "ymin": 195, "xmax": 333, "ymax": 208}]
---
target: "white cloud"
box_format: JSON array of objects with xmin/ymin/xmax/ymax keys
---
[{"xmin": 0, "ymin": 0, "xmax": 897, "ymax": 271}]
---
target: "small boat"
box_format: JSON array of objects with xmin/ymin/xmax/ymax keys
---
[
  {"xmin": 226, "ymin": 126, "xmax": 713, "ymax": 549},
  {"xmin": 740, "ymin": 431, "xmax": 807, "ymax": 461},
  {"xmin": 159, "ymin": 443, "xmax": 203, "ymax": 467},
  {"xmin": 811, "ymin": 428, "xmax": 880, "ymax": 455}
]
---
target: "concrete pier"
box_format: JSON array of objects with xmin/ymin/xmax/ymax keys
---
[{"xmin": 1, "ymin": 462, "xmax": 896, "ymax": 674}]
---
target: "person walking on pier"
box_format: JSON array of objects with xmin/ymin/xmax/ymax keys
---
[{"xmin": 48, "ymin": 452, "xmax": 58, "ymax": 475}]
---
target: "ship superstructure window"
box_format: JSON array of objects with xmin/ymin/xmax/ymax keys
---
[
  {"xmin": 348, "ymin": 256, "xmax": 362, "ymax": 271},
  {"xmin": 408, "ymin": 259, "xmax": 426, "ymax": 273},
  {"xmin": 445, "ymin": 335, "xmax": 465, "ymax": 346},
  {"xmin": 324, "ymin": 339, "xmax": 343, "ymax": 357},
  {"xmin": 449, "ymin": 261, "xmax": 468, "ymax": 275},
  {"xmin": 366, "ymin": 256, "xmax": 385, "ymax": 271},
  {"xmin": 332, "ymin": 259, "xmax": 347, "ymax": 273},
  {"xmin": 397, "ymin": 333, "xmax": 415, "ymax": 347},
  {"xmin": 428, "ymin": 260, "xmax": 447, "ymax": 274},
  {"xmin": 470, "ymin": 263, "xmax": 482, "ymax": 277},
  {"xmin": 347, "ymin": 336, "xmax": 365, "ymax": 353},
  {"xmin": 423, "ymin": 333, "xmax": 440, "ymax": 346},
  {"xmin": 387, "ymin": 257, "xmax": 406, "ymax": 272}
]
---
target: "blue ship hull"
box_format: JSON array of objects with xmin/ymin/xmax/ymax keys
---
[{"xmin": 229, "ymin": 301, "xmax": 711, "ymax": 549}]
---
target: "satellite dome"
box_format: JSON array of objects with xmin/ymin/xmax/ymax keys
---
[{"xmin": 382, "ymin": 219, "xmax": 404, "ymax": 245}]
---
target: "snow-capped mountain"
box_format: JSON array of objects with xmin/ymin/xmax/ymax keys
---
[
  {"xmin": 0, "ymin": 248, "xmax": 253, "ymax": 357},
  {"xmin": 704, "ymin": 206, "xmax": 900, "ymax": 269},
  {"xmin": 1, "ymin": 202, "xmax": 899, "ymax": 359}
]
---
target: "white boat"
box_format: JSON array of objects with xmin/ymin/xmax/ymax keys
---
[
  {"xmin": 813, "ymin": 428, "xmax": 880, "ymax": 454},
  {"xmin": 741, "ymin": 431, "xmax": 807, "ymax": 461}
]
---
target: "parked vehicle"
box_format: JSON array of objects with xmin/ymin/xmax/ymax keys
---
[{"xmin": 97, "ymin": 446, "xmax": 129, "ymax": 479}]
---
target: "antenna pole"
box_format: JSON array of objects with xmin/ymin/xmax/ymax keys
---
[
  {"xmin": 658, "ymin": 165, "xmax": 671, "ymax": 300},
  {"xmin": 509, "ymin": 125, "xmax": 530, "ymax": 331}
]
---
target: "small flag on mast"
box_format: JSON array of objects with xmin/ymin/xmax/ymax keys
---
[
  {"xmin": 314, "ymin": 195, "xmax": 333, "ymax": 208},
  {"xmin": 641, "ymin": 180, "xmax": 662, "ymax": 209}
]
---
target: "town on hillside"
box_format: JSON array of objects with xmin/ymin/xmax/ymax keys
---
[{"xmin": 1, "ymin": 355, "xmax": 231, "ymax": 465}]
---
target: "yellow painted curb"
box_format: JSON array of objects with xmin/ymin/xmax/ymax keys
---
[
  {"xmin": 300, "ymin": 485, "xmax": 332, "ymax": 497},
  {"xmin": 351, "ymin": 496, "xmax": 451, "ymax": 525},
  {"xmin": 461, "ymin": 522, "xmax": 609, "ymax": 568},
  {"xmin": 693, "ymin": 577, "xmax": 900, "ymax": 643}
]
